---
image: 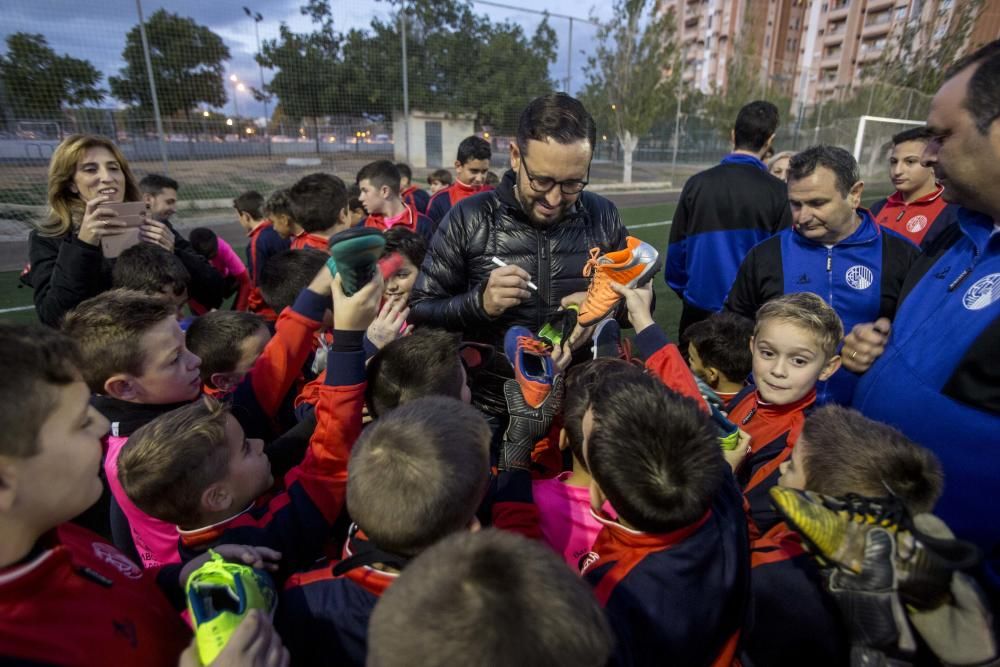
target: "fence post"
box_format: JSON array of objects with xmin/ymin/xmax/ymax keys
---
[{"xmin": 135, "ymin": 0, "xmax": 169, "ymax": 174}]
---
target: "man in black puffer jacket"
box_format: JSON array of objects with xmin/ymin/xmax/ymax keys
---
[{"xmin": 410, "ymin": 93, "xmax": 628, "ymax": 417}]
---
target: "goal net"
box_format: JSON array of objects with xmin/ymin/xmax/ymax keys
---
[{"xmin": 852, "ymin": 115, "xmax": 926, "ymax": 180}]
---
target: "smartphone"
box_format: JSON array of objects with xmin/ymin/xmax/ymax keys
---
[{"xmin": 100, "ymin": 201, "xmax": 147, "ymax": 258}]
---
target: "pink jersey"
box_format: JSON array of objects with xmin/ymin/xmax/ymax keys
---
[
  {"xmin": 104, "ymin": 434, "xmax": 180, "ymax": 568},
  {"xmin": 533, "ymin": 472, "xmax": 613, "ymax": 570},
  {"xmin": 210, "ymin": 237, "xmax": 248, "ymax": 279}
]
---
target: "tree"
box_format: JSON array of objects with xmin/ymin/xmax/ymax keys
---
[
  {"xmin": 581, "ymin": 0, "xmax": 678, "ymax": 184},
  {"xmin": 110, "ymin": 10, "xmax": 230, "ymax": 124},
  {"xmin": 0, "ymin": 33, "xmax": 103, "ymax": 119}
]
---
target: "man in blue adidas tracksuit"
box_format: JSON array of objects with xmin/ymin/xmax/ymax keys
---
[
  {"xmin": 843, "ymin": 40, "xmax": 1000, "ymax": 599},
  {"xmin": 725, "ymin": 145, "xmax": 919, "ymax": 405}
]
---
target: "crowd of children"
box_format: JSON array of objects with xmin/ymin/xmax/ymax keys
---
[{"xmin": 3, "ymin": 106, "xmax": 997, "ymax": 666}]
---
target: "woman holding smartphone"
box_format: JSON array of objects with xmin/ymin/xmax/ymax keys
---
[{"xmin": 25, "ymin": 134, "xmax": 177, "ymax": 326}]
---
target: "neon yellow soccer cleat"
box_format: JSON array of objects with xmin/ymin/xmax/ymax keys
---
[{"xmin": 185, "ymin": 550, "xmax": 278, "ymax": 665}]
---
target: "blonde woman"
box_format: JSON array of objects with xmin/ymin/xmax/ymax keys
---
[
  {"xmin": 25, "ymin": 135, "xmax": 176, "ymax": 326},
  {"xmin": 767, "ymin": 150, "xmax": 795, "ymax": 182}
]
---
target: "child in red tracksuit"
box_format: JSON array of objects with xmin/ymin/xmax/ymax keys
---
[
  {"xmin": 116, "ymin": 273, "xmax": 382, "ymax": 581},
  {"xmin": 0, "ymin": 323, "xmax": 285, "ymax": 666},
  {"xmin": 357, "ymin": 161, "xmax": 435, "ymax": 243},
  {"xmin": 727, "ymin": 292, "xmax": 843, "ymax": 534},
  {"xmin": 742, "ymin": 404, "xmax": 944, "ymax": 667}
]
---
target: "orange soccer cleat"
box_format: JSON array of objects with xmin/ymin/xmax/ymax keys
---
[
  {"xmin": 504, "ymin": 326, "xmax": 555, "ymax": 408},
  {"xmin": 577, "ymin": 236, "xmax": 661, "ymax": 327}
]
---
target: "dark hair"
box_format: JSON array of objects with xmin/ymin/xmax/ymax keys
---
[
  {"xmin": 891, "ymin": 126, "xmax": 935, "ymax": 146},
  {"xmin": 684, "ymin": 312, "xmax": 754, "ymax": 383},
  {"xmin": 517, "ymin": 93, "xmax": 597, "ymax": 155},
  {"xmin": 357, "ymin": 160, "xmax": 402, "ymax": 196},
  {"xmin": 365, "ymin": 329, "xmax": 465, "ymax": 418},
  {"xmin": 456, "ymin": 136, "xmax": 491, "ymax": 164},
  {"xmin": 394, "ymin": 162, "xmax": 413, "ymax": 181},
  {"xmin": 119, "ymin": 397, "xmax": 231, "ymax": 527},
  {"xmin": 264, "ymin": 189, "xmax": 293, "ymax": 218},
  {"xmin": 428, "ymin": 169, "xmax": 452, "ymax": 186},
  {"xmin": 61, "ymin": 289, "xmax": 177, "ymax": 393},
  {"xmin": 799, "ymin": 405, "xmax": 943, "ymax": 514},
  {"xmin": 347, "ymin": 183, "xmax": 364, "ymax": 213},
  {"xmin": 787, "ymin": 145, "xmax": 860, "ymax": 197},
  {"xmin": 186, "ymin": 311, "xmax": 267, "ymax": 385},
  {"xmin": 368, "ymin": 530, "xmax": 613, "ymax": 667},
  {"xmin": 347, "ymin": 397, "xmax": 490, "ymax": 556},
  {"xmin": 188, "ymin": 227, "xmax": 218, "ymax": 260},
  {"xmin": 562, "ymin": 359, "xmax": 638, "ymax": 472},
  {"xmin": 733, "ymin": 101, "xmax": 780, "ymax": 152},
  {"xmin": 587, "ymin": 366, "xmax": 725, "ymax": 532},
  {"xmin": 112, "ymin": 244, "xmax": 190, "ymax": 298},
  {"xmin": 382, "ymin": 227, "xmax": 427, "ymax": 268},
  {"xmin": 288, "ymin": 172, "xmax": 348, "ymax": 233},
  {"xmin": 258, "ymin": 248, "xmax": 328, "ymax": 314},
  {"xmin": 946, "ymin": 39, "xmax": 1000, "ymax": 134},
  {"xmin": 0, "ymin": 323, "xmax": 84, "ymax": 458},
  {"xmin": 485, "ymin": 171, "xmax": 500, "ymax": 186},
  {"xmin": 233, "ymin": 190, "xmax": 265, "ymax": 220},
  {"xmin": 139, "ymin": 173, "xmax": 179, "ymax": 196}
]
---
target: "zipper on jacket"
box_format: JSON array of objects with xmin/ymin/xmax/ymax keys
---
[
  {"xmin": 826, "ymin": 247, "xmax": 834, "ymax": 306},
  {"xmin": 537, "ymin": 230, "xmax": 550, "ymax": 330}
]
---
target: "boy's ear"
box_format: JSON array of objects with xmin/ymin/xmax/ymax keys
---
[
  {"xmin": 0, "ymin": 459, "xmax": 20, "ymax": 513},
  {"xmin": 200, "ymin": 482, "xmax": 232, "ymax": 516},
  {"xmin": 703, "ymin": 366, "xmax": 720, "ymax": 387},
  {"xmin": 104, "ymin": 374, "xmax": 139, "ymax": 401},
  {"xmin": 337, "ymin": 206, "xmax": 350, "ymax": 228},
  {"xmin": 558, "ymin": 427, "xmax": 569, "ymax": 452},
  {"xmin": 209, "ymin": 372, "xmax": 239, "ymax": 393},
  {"xmin": 819, "ymin": 354, "xmax": 842, "ymax": 382}
]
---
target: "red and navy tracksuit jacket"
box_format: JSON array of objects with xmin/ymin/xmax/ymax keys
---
[
  {"xmin": 426, "ymin": 180, "xmax": 490, "ymax": 228},
  {"xmin": 726, "ymin": 210, "xmax": 920, "ymax": 405},
  {"xmin": 728, "ymin": 388, "xmax": 814, "ymax": 535},
  {"xmin": 363, "ymin": 204, "xmax": 435, "ymax": 244},
  {"xmin": 665, "ymin": 154, "xmax": 792, "ymax": 313},
  {"xmin": 0, "ymin": 523, "xmax": 190, "ymax": 667},
  {"xmin": 853, "ymin": 208, "xmax": 1000, "ymax": 591},
  {"xmin": 400, "ymin": 185, "xmax": 430, "ymax": 215},
  {"xmin": 177, "ymin": 333, "xmax": 366, "ymax": 580},
  {"xmin": 276, "ymin": 527, "xmax": 400, "ymax": 667},
  {"xmin": 291, "ymin": 232, "xmax": 330, "ymax": 253},
  {"xmin": 246, "ymin": 220, "xmax": 290, "ymax": 321},
  {"xmin": 870, "ymin": 184, "xmax": 958, "ymax": 249},
  {"xmin": 741, "ymin": 522, "xmax": 847, "ymax": 667}
]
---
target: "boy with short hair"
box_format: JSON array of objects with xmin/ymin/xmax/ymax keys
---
[
  {"xmin": 185, "ymin": 311, "xmax": 270, "ymax": 396},
  {"xmin": 188, "ymin": 226, "xmax": 252, "ymax": 311},
  {"xmin": 367, "ymin": 529, "xmax": 613, "ymax": 667},
  {"xmin": 240, "ymin": 189, "xmax": 290, "ymax": 321},
  {"xmin": 870, "ymin": 127, "xmax": 958, "ymax": 248},
  {"xmin": 728, "ymin": 292, "xmax": 843, "ymax": 533},
  {"xmin": 258, "ymin": 248, "xmax": 330, "ymax": 317},
  {"xmin": 357, "ymin": 160, "xmax": 435, "ymax": 242},
  {"xmin": 426, "ymin": 135, "xmax": 492, "ymax": 226},
  {"xmin": 395, "ymin": 161, "xmax": 430, "ymax": 214},
  {"xmin": 684, "ymin": 311, "xmax": 754, "ymax": 407},
  {"xmin": 742, "ymin": 405, "xmax": 944, "ymax": 666},
  {"xmin": 112, "ymin": 243, "xmax": 191, "ymax": 320},
  {"xmin": 275, "ymin": 396, "xmax": 492, "ymax": 666},
  {"xmin": 117, "ymin": 273, "xmax": 381, "ymax": 578},
  {"xmin": 288, "ymin": 172, "xmax": 352, "ymax": 251},
  {"xmin": 427, "ymin": 168, "xmax": 452, "ymax": 194}
]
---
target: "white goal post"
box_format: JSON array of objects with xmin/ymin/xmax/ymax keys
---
[
  {"xmin": 853, "ymin": 115, "xmax": 926, "ymax": 161},
  {"xmin": 852, "ymin": 115, "xmax": 927, "ymax": 179}
]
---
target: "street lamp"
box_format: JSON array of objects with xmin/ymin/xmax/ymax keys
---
[
  {"xmin": 242, "ymin": 7, "xmax": 269, "ymax": 137},
  {"xmin": 230, "ymin": 75, "xmax": 243, "ymax": 141}
]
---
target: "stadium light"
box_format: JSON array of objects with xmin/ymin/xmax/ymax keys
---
[{"xmin": 226, "ymin": 118, "xmax": 234, "ymax": 126}]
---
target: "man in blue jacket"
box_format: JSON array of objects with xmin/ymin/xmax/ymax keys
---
[
  {"xmin": 725, "ymin": 145, "xmax": 919, "ymax": 405},
  {"xmin": 665, "ymin": 100, "xmax": 792, "ymax": 340},
  {"xmin": 843, "ymin": 39, "xmax": 1000, "ymax": 597}
]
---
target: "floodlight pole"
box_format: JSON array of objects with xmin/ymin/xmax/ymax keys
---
[
  {"xmin": 401, "ymin": 1, "xmax": 411, "ymax": 163},
  {"xmin": 136, "ymin": 0, "xmax": 168, "ymax": 174}
]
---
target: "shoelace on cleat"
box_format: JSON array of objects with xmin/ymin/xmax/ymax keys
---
[
  {"xmin": 517, "ymin": 336, "xmax": 550, "ymax": 356},
  {"xmin": 583, "ymin": 248, "xmax": 611, "ymax": 297}
]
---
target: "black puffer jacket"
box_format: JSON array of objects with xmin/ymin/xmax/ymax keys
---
[{"xmin": 410, "ymin": 169, "xmax": 628, "ymax": 414}]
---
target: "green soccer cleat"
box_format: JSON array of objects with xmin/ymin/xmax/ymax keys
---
[
  {"xmin": 538, "ymin": 305, "xmax": 578, "ymax": 349},
  {"xmin": 326, "ymin": 227, "xmax": 386, "ymax": 296},
  {"xmin": 770, "ymin": 487, "xmax": 980, "ymax": 608},
  {"xmin": 186, "ymin": 550, "xmax": 278, "ymax": 665}
]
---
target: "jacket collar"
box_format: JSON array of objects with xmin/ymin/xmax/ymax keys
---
[
  {"xmin": 91, "ymin": 395, "xmax": 194, "ymax": 438},
  {"xmin": 956, "ymin": 207, "xmax": 997, "ymax": 254},
  {"xmin": 721, "ymin": 152, "xmax": 767, "ymax": 171},
  {"xmin": 886, "ymin": 184, "xmax": 945, "ymax": 207}
]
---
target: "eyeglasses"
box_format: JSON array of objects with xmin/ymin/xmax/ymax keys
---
[{"xmin": 519, "ymin": 153, "xmax": 589, "ymax": 195}]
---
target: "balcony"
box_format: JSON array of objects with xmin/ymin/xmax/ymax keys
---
[
  {"xmin": 828, "ymin": 3, "xmax": 850, "ymax": 20},
  {"xmin": 862, "ymin": 19, "xmax": 892, "ymax": 38},
  {"xmin": 866, "ymin": 0, "xmax": 894, "ymax": 10}
]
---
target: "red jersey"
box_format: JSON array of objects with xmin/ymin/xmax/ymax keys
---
[
  {"xmin": 291, "ymin": 232, "xmax": 331, "ymax": 253},
  {"xmin": 872, "ymin": 185, "xmax": 952, "ymax": 246},
  {"xmin": 0, "ymin": 523, "xmax": 190, "ymax": 666},
  {"xmin": 426, "ymin": 180, "xmax": 491, "ymax": 225}
]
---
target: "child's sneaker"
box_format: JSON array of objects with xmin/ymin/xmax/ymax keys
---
[
  {"xmin": 186, "ymin": 550, "xmax": 278, "ymax": 665},
  {"xmin": 769, "ymin": 487, "xmax": 980, "ymax": 608},
  {"xmin": 327, "ymin": 227, "xmax": 386, "ymax": 295},
  {"xmin": 505, "ymin": 325, "xmax": 555, "ymax": 408},
  {"xmin": 538, "ymin": 305, "xmax": 578, "ymax": 349},
  {"xmin": 578, "ymin": 237, "xmax": 661, "ymax": 327}
]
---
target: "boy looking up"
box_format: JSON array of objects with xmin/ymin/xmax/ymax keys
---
[
  {"xmin": 684, "ymin": 311, "xmax": 754, "ymax": 407},
  {"xmin": 728, "ymin": 292, "xmax": 843, "ymax": 533},
  {"xmin": 395, "ymin": 161, "xmax": 430, "ymax": 214},
  {"xmin": 425, "ymin": 135, "xmax": 492, "ymax": 226},
  {"xmin": 870, "ymin": 127, "xmax": 958, "ymax": 248},
  {"xmin": 288, "ymin": 173, "xmax": 352, "ymax": 252},
  {"xmin": 357, "ymin": 160, "xmax": 434, "ymax": 242}
]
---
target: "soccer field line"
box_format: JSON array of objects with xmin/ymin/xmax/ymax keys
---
[
  {"xmin": 0, "ymin": 305, "xmax": 33, "ymax": 314},
  {"xmin": 629, "ymin": 220, "xmax": 671, "ymax": 230}
]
